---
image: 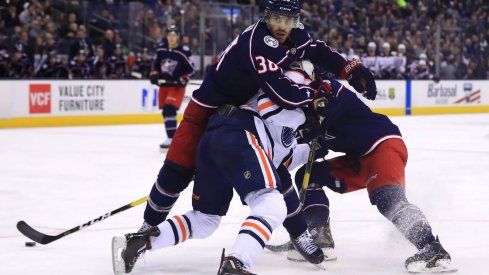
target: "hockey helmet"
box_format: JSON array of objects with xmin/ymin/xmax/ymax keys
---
[
  {"xmin": 167, "ymin": 25, "xmax": 180, "ymax": 36},
  {"xmin": 289, "ymin": 59, "xmax": 315, "ymax": 80},
  {"xmin": 265, "ymin": 0, "xmax": 301, "ymax": 17}
]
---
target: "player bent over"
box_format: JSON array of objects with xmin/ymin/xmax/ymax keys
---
[
  {"xmin": 290, "ymin": 78, "xmax": 456, "ymax": 273},
  {"xmin": 149, "ymin": 25, "xmax": 194, "ymax": 150},
  {"xmin": 111, "ymin": 64, "xmax": 333, "ymax": 274},
  {"xmin": 139, "ymin": 0, "xmax": 377, "ymax": 263}
]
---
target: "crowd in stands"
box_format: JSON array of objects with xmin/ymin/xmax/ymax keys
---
[{"xmin": 0, "ymin": 0, "xmax": 487, "ymax": 80}]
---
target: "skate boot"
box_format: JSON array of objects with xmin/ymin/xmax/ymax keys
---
[
  {"xmin": 217, "ymin": 249, "xmax": 256, "ymax": 275},
  {"xmin": 310, "ymin": 217, "xmax": 337, "ymax": 261},
  {"xmin": 405, "ymin": 236, "xmax": 457, "ymax": 273},
  {"xmin": 138, "ymin": 221, "xmax": 151, "ymax": 233},
  {"xmin": 112, "ymin": 226, "xmax": 160, "ymax": 274},
  {"xmin": 159, "ymin": 138, "xmax": 172, "ymax": 151},
  {"xmin": 287, "ymin": 230, "xmax": 325, "ymax": 267}
]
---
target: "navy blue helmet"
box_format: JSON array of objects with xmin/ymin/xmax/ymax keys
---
[
  {"xmin": 167, "ymin": 25, "xmax": 180, "ymax": 36},
  {"xmin": 265, "ymin": 0, "xmax": 301, "ymax": 17}
]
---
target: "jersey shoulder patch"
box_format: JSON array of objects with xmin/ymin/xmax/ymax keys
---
[{"xmin": 264, "ymin": 36, "xmax": 279, "ymax": 48}]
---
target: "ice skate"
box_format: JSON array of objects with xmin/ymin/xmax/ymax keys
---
[
  {"xmin": 311, "ymin": 218, "xmax": 337, "ymax": 261},
  {"xmin": 111, "ymin": 226, "xmax": 160, "ymax": 274},
  {"xmin": 287, "ymin": 218, "xmax": 336, "ymax": 263},
  {"xmin": 287, "ymin": 230, "xmax": 325, "ymax": 269},
  {"xmin": 159, "ymin": 138, "xmax": 172, "ymax": 152},
  {"xmin": 405, "ymin": 236, "xmax": 457, "ymax": 274},
  {"xmin": 217, "ymin": 249, "xmax": 256, "ymax": 275}
]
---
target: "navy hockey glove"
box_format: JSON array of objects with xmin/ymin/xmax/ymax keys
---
[
  {"xmin": 297, "ymin": 108, "xmax": 322, "ymax": 144},
  {"xmin": 341, "ymin": 58, "xmax": 377, "ymax": 100},
  {"xmin": 288, "ymin": 27, "xmax": 311, "ymax": 58},
  {"xmin": 313, "ymin": 137, "xmax": 330, "ymax": 160},
  {"xmin": 149, "ymin": 73, "xmax": 158, "ymax": 85}
]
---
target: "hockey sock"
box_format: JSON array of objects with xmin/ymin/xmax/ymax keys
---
[
  {"xmin": 230, "ymin": 189, "xmax": 286, "ymax": 270},
  {"xmin": 163, "ymin": 105, "xmax": 177, "ymax": 138},
  {"xmin": 277, "ymin": 165, "xmax": 308, "ymax": 238},
  {"xmin": 144, "ymin": 162, "xmax": 194, "ymax": 226},
  {"xmin": 302, "ymin": 184, "xmax": 330, "ymax": 229},
  {"xmin": 371, "ymin": 186, "xmax": 436, "ymax": 250},
  {"xmin": 151, "ymin": 210, "xmax": 221, "ymax": 250},
  {"xmin": 282, "ymin": 184, "xmax": 308, "ymax": 238}
]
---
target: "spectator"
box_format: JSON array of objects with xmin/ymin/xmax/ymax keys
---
[
  {"xmin": 69, "ymin": 49, "xmax": 91, "ymax": 79},
  {"xmin": 70, "ymin": 27, "xmax": 93, "ymax": 59},
  {"xmin": 102, "ymin": 29, "xmax": 116, "ymax": 58}
]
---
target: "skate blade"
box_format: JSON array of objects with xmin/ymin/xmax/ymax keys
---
[
  {"xmin": 286, "ymin": 249, "xmax": 327, "ymax": 270},
  {"xmin": 407, "ymin": 259, "xmax": 458, "ymax": 274},
  {"xmin": 322, "ymin": 247, "xmax": 338, "ymax": 262},
  {"xmin": 286, "ymin": 247, "xmax": 337, "ymax": 262},
  {"xmin": 112, "ymin": 236, "xmax": 127, "ymax": 275}
]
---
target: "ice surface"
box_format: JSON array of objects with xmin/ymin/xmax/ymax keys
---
[{"xmin": 1, "ymin": 113, "xmax": 488, "ymax": 274}]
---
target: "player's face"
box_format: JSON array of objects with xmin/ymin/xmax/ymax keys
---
[
  {"xmin": 167, "ymin": 32, "xmax": 179, "ymax": 48},
  {"xmin": 266, "ymin": 13, "xmax": 297, "ymax": 43}
]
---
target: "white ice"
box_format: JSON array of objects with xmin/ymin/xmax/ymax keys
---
[{"xmin": 1, "ymin": 113, "xmax": 489, "ymax": 275}]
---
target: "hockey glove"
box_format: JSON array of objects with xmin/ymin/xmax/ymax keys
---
[
  {"xmin": 314, "ymin": 136, "xmax": 330, "ymax": 160},
  {"xmin": 288, "ymin": 28, "xmax": 311, "ymax": 58},
  {"xmin": 149, "ymin": 72, "xmax": 159, "ymax": 85},
  {"xmin": 340, "ymin": 58, "xmax": 377, "ymax": 100},
  {"xmin": 297, "ymin": 108, "xmax": 322, "ymax": 144},
  {"xmin": 309, "ymin": 79, "xmax": 335, "ymax": 118}
]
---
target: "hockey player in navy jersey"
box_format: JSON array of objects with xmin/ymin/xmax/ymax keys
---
[
  {"xmin": 150, "ymin": 25, "xmax": 194, "ymax": 150},
  {"xmin": 112, "ymin": 63, "xmax": 331, "ymax": 275},
  {"xmin": 122, "ymin": 0, "xmax": 378, "ymax": 271},
  {"xmin": 286, "ymin": 78, "xmax": 455, "ymax": 273}
]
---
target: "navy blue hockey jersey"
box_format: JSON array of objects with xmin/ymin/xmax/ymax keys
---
[
  {"xmin": 319, "ymin": 79, "xmax": 402, "ymax": 157},
  {"xmin": 193, "ymin": 20, "xmax": 346, "ymax": 110},
  {"xmin": 152, "ymin": 43, "xmax": 194, "ymax": 83}
]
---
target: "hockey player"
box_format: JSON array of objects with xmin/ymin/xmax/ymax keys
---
[
  {"xmin": 134, "ymin": 0, "xmax": 377, "ymax": 268},
  {"xmin": 112, "ymin": 63, "xmax": 330, "ymax": 274},
  {"xmin": 150, "ymin": 25, "xmax": 195, "ymax": 150},
  {"xmin": 289, "ymin": 78, "xmax": 455, "ymax": 273}
]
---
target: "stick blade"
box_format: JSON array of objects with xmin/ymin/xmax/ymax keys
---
[
  {"xmin": 16, "ymin": 220, "xmax": 57, "ymax": 245},
  {"xmin": 265, "ymin": 240, "xmax": 294, "ymax": 252}
]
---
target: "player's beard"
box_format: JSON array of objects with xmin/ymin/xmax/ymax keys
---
[{"xmin": 273, "ymin": 29, "xmax": 289, "ymax": 43}]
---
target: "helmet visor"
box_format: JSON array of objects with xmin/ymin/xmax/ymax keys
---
[{"xmin": 265, "ymin": 11, "xmax": 299, "ymax": 28}]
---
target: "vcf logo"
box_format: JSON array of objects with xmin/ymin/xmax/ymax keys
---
[{"xmin": 29, "ymin": 84, "xmax": 51, "ymax": 114}]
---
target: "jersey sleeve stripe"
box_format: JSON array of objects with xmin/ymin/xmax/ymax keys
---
[{"xmin": 258, "ymin": 100, "xmax": 276, "ymax": 112}]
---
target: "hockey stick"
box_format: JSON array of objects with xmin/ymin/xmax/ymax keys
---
[
  {"xmin": 266, "ymin": 138, "xmax": 318, "ymax": 253},
  {"xmin": 131, "ymin": 71, "xmax": 200, "ymax": 85},
  {"xmin": 16, "ymin": 196, "xmax": 148, "ymax": 245},
  {"xmin": 298, "ymin": 138, "xmax": 318, "ymax": 202}
]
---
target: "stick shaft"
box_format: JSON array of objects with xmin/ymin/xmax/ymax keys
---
[
  {"xmin": 299, "ymin": 139, "xmax": 318, "ymax": 203},
  {"xmin": 17, "ymin": 196, "xmax": 147, "ymax": 245}
]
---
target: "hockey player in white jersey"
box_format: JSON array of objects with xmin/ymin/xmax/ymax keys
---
[{"xmin": 111, "ymin": 61, "xmax": 331, "ymax": 274}]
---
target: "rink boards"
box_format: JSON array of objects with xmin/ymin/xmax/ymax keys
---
[{"xmin": 0, "ymin": 79, "xmax": 488, "ymax": 128}]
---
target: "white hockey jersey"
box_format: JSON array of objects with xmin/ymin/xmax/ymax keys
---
[{"xmin": 241, "ymin": 69, "xmax": 312, "ymax": 171}]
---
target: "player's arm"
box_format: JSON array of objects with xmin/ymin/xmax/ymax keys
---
[
  {"xmin": 314, "ymin": 78, "xmax": 369, "ymax": 131},
  {"xmin": 251, "ymin": 56, "xmax": 318, "ymax": 110},
  {"xmin": 305, "ymin": 40, "xmax": 378, "ymax": 100},
  {"xmin": 252, "ymin": 23, "xmax": 309, "ymax": 69}
]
